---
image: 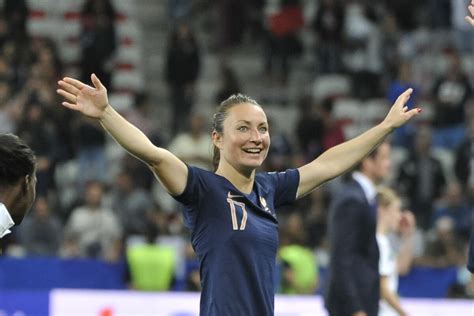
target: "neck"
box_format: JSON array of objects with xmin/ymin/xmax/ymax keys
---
[
  {"xmin": 0, "ymin": 187, "xmax": 20, "ymax": 221},
  {"xmin": 377, "ymin": 220, "xmax": 390, "ymax": 235},
  {"xmin": 215, "ymin": 160, "xmax": 255, "ymax": 194}
]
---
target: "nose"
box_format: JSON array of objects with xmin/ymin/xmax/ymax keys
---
[{"xmin": 249, "ymin": 129, "xmax": 262, "ymax": 143}]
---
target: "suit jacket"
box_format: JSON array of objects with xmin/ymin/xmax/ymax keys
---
[
  {"xmin": 468, "ymin": 229, "xmax": 474, "ymax": 273},
  {"xmin": 324, "ymin": 178, "xmax": 379, "ymax": 316}
]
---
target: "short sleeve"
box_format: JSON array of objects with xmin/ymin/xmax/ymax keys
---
[
  {"xmin": 377, "ymin": 235, "xmax": 393, "ymax": 277},
  {"xmin": 271, "ymin": 169, "xmax": 300, "ymax": 207},
  {"xmin": 172, "ymin": 165, "xmax": 206, "ymax": 230}
]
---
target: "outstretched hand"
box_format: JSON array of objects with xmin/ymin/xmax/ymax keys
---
[
  {"xmin": 382, "ymin": 88, "xmax": 421, "ymax": 130},
  {"xmin": 466, "ymin": 0, "xmax": 474, "ymax": 26},
  {"xmin": 57, "ymin": 74, "xmax": 109, "ymax": 119}
]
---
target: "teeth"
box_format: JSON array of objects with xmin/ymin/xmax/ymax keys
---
[{"xmin": 244, "ymin": 149, "xmax": 261, "ymax": 153}]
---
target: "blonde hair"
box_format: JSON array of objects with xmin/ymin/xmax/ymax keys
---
[{"xmin": 376, "ymin": 186, "xmax": 400, "ymax": 208}]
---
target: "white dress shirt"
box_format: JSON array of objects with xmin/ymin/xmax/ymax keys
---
[
  {"xmin": 352, "ymin": 171, "xmax": 377, "ymax": 204},
  {"xmin": 0, "ymin": 202, "xmax": 14, "ymax": 238}
]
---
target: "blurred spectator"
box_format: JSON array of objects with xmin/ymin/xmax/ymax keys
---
[
  {"xmin": 279, "ymin": 244, "xmax": 318, "ymax": 294},
  {"xmin": 397, "ymin": 127, "xmax": 446, "ymax": 229},
  {"xmin": 80, "ymin": 0, "xmax": 117, "ymax": 88},
  {"xmin": 72, "ymin": 116, "xmax": 107, "ymax": 188},
  {"xmin": 279, "ymin": 212, "xmax": 318, "ymax": 294},
  {"xmin": 0, "ymin": 77, "xmax": 16, "ymax": 133},
  {"xmin": 432, "ymin": 181, "xmax": 472, "ymax": 238},
  {"xmin": 126, "ymin": 225, "xmax": 176, "ymax": 291},
  {"xmin": 427, "ymin": 0, "xmax": 452, "ymax": 29},
  {"xmin": 63, "ymin": 181, "xmax": 122, "ymax": 262},
  {"xmin": 319, "ymin": 97, "xmax": 345, "ymax": 151},
  {"xmin": 379, "ymin": 13, "xmax": 401, "ymax": 82},
  {"xmin": 343, "ymin": 1, "xmax": 383, "ymax": 99},
  {"xmin": 415, "ymin": 216, "xmax": 466, "ymax": 268},
  {"xmin": 385, "ymin": 0, "xmax": 422, "ymax": 32},
  {"xmin": 17, "ymin": 102, "xmax": 58, "ymax": 197},
  {"xmin": 2, "ymin": 0, "xmax": 28, "ymax": 42},
  {"xmin": 165, "ymin": 22, "xmax": 201, "ymax": 135},
  {"xmin": 312, "ymin": 0, "xmax": 345, "ymax": 74},
  {"xmin": 431, "ymin": 50, "xmax": 472, "ymax": 149},
  {"xmin": 109, "ymin": 170, "xmax": 154, "ymax": 237},
  {"xmin": 304, "ymin": 187, "xmax": 330, "ymax": 249},
  {"xmin": 454, "ymin": 115, "xmax": 474, "ymax": 191},
  {"xmin": 280, "ymin": 213, "xmax": 308, "ymax": 247},
  {"xmin": 184, "ymin": 241, "xmax": 201, "ymax": 291},
  {"xmin": 263, "ymin": 0, "xmax": 304, "ymax": 85},
  {"xmin": 386, "ymin": 60, "xmax": 419, "ymax": 148},
  {"xmin": 167, "ymin": 113, "xmax": 212, "ymax": 170},
  {"xmin": 167, "ymin": 0, "xmax": 193, "ymax": 22},
  {"xmin": 18, "ymin": 196, "xmax": 62, "ymax": 257},
  {"xmin": 125, "ymin": 93, "xmax": 163, "ymax": 146},
  {"xmin": 216, "ymin": 0, "xmax": 246, "ymax": 48},
  {"xmin": 264, "ymin": 117, "xmax": 293, "ymax": 171},
  {"xmin": 121, "ymin": 155, "xmax": 155, "ymax": 191},
  {"xmin": 215, "ymin": 62, "xmax": 241, "ymax": 104},
  {"xmin": 295, "ymin": 95, "xmax": 324, "ymax": 163}
]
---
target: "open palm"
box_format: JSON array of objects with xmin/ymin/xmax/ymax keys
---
[{"xmin": 57, "ymin": 74, "xmax": 109, "ymax": 119}]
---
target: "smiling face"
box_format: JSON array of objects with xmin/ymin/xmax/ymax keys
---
[{"xmin": 213, "ymin": 103, "xmax": 270, "ymax": 174}]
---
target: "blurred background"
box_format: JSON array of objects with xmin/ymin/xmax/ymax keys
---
[{"xmin": 0, "ymin": 0, "xmax": 473, "ymax": 315}]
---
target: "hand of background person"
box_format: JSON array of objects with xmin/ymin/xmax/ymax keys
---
[
  {"xmin": 466, "ymin": 0, "xmax": 474, "ymax": 26},
  {"xmin": 352, "ymin": 311, "xmax": 367, "ymax": 316},
  {"xmin": 399, "ymin": 211, "xmax": 416, "ymax": 237},
  {"xmin": 57, "ymin": 73, "xmax": 109, "ymax": 119},
  {"xmin": 382, "ymin": 88, "xmax": 421, "ymax": 130}
]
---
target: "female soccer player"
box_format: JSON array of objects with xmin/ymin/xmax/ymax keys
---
[{"xmin": 57, "ymin": 74, "xmax": 419, "ymax": 315}]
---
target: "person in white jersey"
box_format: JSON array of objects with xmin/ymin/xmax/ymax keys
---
[{"xmin": 376, "ymin": 187, "xmax": 415, "ymax": 316}]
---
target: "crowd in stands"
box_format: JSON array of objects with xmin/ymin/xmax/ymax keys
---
[{"xmin": 0, "ymin": 0, "xmax": 473, "ymax": 298}]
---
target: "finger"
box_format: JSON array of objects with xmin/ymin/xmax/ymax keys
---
[
  {"xmin": 396, "ymin": 88, "xmax": 413, "ymax": 104},
  {"xmin": 405, "ymin": 107, "xmax": 421, "ymax": 119},
  {"xmin": 58, "ymin": 80, "xmax": 80, "ymax": 95},
  {"xmin": 63, "ymin": 77, "xmax": 89, "ymax": 90},
  {"xmin": 57, "ymin": 89, "xmax": 77, "ymax": 103},
  {"xmin": 91, "ymin": 73, "xmax": 105, "ymax": 90},
  {"xmin": 61, "ymin": 101, "xmax": 79, "ymax": 111}
]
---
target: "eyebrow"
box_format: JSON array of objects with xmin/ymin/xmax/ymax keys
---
[{"xmin": 235, "ymin": 120, "xmax": 268, "ymax": 125}]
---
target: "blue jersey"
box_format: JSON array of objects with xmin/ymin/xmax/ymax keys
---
[
  {"xmin": 174, "ymin": 166, "xmax": 299, "ymax": 316},
  {"xmin": 468, "ymin": 229, "xmax": 474, "ymax": 273}
]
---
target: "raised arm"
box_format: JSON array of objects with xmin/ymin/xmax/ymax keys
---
[
  {"xmin": 57, "ymin": 74, "xmax": 188, "ymax": 196},
  {"xmin": 466, "ymin": 0, "xmax": 474, "ymax": 26},
  {"xmin": 297, "ymin": 88, "xmax": 420, "ymax": 198}
]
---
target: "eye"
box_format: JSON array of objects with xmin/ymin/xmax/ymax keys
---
[
  {"xmin": 258, "ymin": 126, "xmax": 268, "ymax": 133},
  {"xmin": 238, "ymin": 126, "xmax": 248, "ymax": 132}
]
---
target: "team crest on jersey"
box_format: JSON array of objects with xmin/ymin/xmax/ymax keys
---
[{"xmin": 259, "ymin": 196, "xmax": 271, "ymax": 213}]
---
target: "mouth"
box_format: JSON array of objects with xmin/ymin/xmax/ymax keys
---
[{"xmin": 242, "ymin": 148, "xmax": 263, "ymax": 155}]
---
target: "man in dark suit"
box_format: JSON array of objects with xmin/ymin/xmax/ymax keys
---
[
  {"xmin": 325, "ymin": 142, "xmax": 391, "ymax": 316},
  {"xmin": 466, "ymin": 0, "xmax": 474, "ymax": 282}
]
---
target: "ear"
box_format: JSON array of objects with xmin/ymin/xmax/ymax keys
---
[
  {"xmin": 20, "ymin": 175, "xmax": 30, "ymax": 192},
  {"xmin": 212, "ymin": 130, "xmax": 223, "ymax": 150}
]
